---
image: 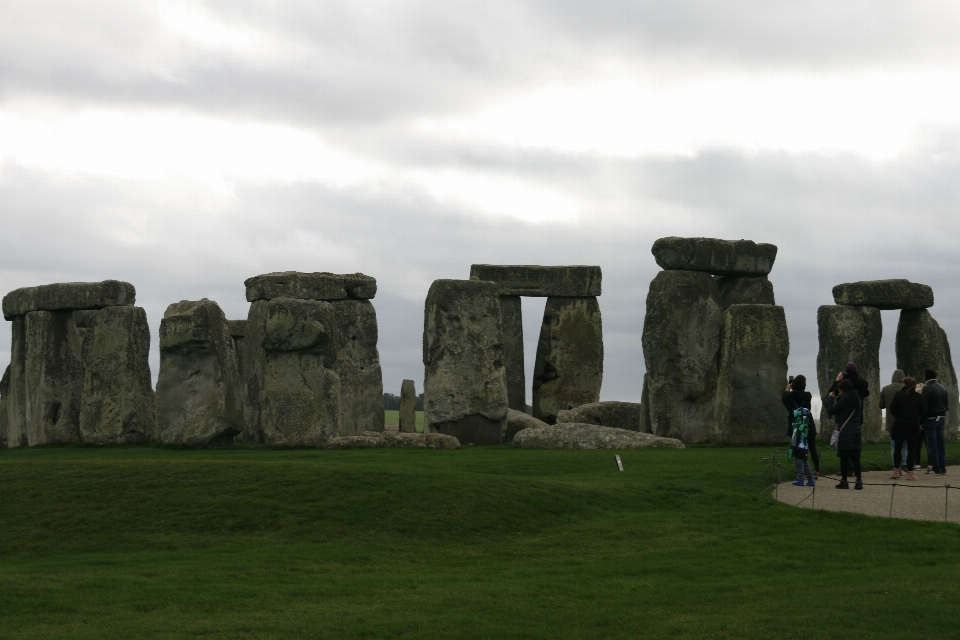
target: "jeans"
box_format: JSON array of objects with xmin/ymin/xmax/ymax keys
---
[
  {"xmin": 795, "ymin": 457, "xmax": 813, "ymax": 481},
  {"xmin": 890, "ymin": 437, "xmax": 908, "ymax": 467},
  {"xmin": 924, "ymin": 417, "xmax": 947, "ymax": 474}
]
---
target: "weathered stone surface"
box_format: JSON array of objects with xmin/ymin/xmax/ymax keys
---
[
  {"xmin": 833, "ymin": 279, "xmax": 933, "ymax": 310},
  {"xmin": 512, "ymin": 423, "xmax": 685, "ymax": 450},
  {"xmin": 714, "ymin": 304, "xmax": 790, "ymax": 443},
  {"xmin": 5, "ymin": 317, "xmax": 28, "ymax": 448},
  {"xmin": 423, "ymin": 279, "xmax": 508, "ymax": 445},
  {"xmin": 332, "ymin": 300, "xmax": 384, "ymax": 436},
  {"xmin": 469, "ymin": 265, "xmax": 602, "ymax": 297},
  {"xmin": 0, "ymin": 365, "xmax": 8, "ymax": 448},
  {"xmin": 78, "ymin": 306, "xmax": 155, "ymax": 444},
  {"xmin": 505, "ymin": 408, "xmax": 549, "ymax": 442},
  {"xmin": 638, "ymin": 373, "xmax": 652, "ymax": 434},
  {"xmin": 24, "ymin": 311, "xmax": 84, "ymax": 445},
  {"xmin": 227, "ymin": 320, "xmax": 246, "ymax": 381},
  {"xmin": 499, "ymin": 295, "xmax": 526, "ymax": 411},
  {"xmin": 652, "ymin": 237, "xmax": 777, "ymax": 276},
  {"xmin": 556, "ymin": 401, "xmax": 643, "ymax": 431},
  {"xmin": 532, "ymin": 297, "xmax": 603, "ymax": 424},
  {"xmin": 400, "ymin": 379, "xmax": 417, "ymax": 433},
  {"xmin": 157, "ymin": 300, "xmax": 243, "ymax": 446},
  {"xmin": 816, "ymin": 305, "xmax": 882, "ymax": 443},
  {"xmin": 3, "ymin": 280, "xmax": 136, "ymax": 320},
  {"xmin": 244, "ymin": 272, "xmax": 376, "ymax": 303},
  {"xmin": 243, "ymin": 298, "xmax": 342, "ymax": 446},
  {"xmin": 642, "ymin": 270, "xmax": 722, "ymax": 443},
  {"xmin": 327, "ymin": 430, "xmax": 461, "ymax": 450},
  {"xmin": 896, "ymin": 309, "xmax": 960, "ymax": 439},
  {"xmin": 716, "ymin": 276, "xmax": 776, "ymax": 310}
]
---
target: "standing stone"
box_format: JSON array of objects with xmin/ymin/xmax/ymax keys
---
[
  {"xmin": 532, "ymin": 297, "xmax": 603, "ymax": 424},
  {"xmin": 157, "ymin": 300, "xmax": 243, "ymax": 446},
  {"xmin": 227, "ymin": 320, "xmax": 247, "ymax": 381},
  {"xmin": 714, "ymin": 304, "xmax": 790, "ymax": 443},
  {"xmin": 816, "ymin": 305, "xmax": 882, "ymax": 443},
  {"xmin": 638, "ymin": 373, "xmax": 652, "ymax": 434},
  {"xmin": 896, "ymin": 309, "xmax": 960, "ymax": 439},
  {"xmin": 400, "ymin": 379, "xmax": 417, "ymax": 433},
  {"xmin": 499, "ymin": 295, "xmax": 526, "ymax": 411},
  {"xmin": 716, "ymin": 276, "xmax": 775, "ymax": 310},
  {"xmin": 651, "ymin": 237, "xmax": 777, "ymax": 276},
  {"xmin": 24, "ymin": 310, "xmax": 84, "ymax": 445},
  {"xmin": 423, "ymin": 279, "xmax": 508, "ymax": 445},
  {"xmin": 243, "ymin": 298, "xmax": 342, "ymax": 446},
  {"xmin": 332, "ymin": 299, "xmax": 384, "ymax": 436},
  {"xmin": 0, "ymin": 366, "xmax": 9, "ymax": 448},
  {"xmin": 642, "ymin": 270, "xmax": 722, "ymax": 443},
  {"xmin": 5, "ymin": 317, "xmax": 27, "ymax": 448},
  {"xmin": 78, "ymin": 306, "xmax": 155, "ymax": 444}
]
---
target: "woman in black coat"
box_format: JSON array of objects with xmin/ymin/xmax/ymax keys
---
[
  {"xmin": 782, "ymin": 374, "xmax": 819, "ymax": 476},
  {"xmin": 823, "ymin": 378, "xmax": 863, "ymax": 490},
  {"xmin": 889, "ymin": 376, "xmax": 926, "ymax": 480}
]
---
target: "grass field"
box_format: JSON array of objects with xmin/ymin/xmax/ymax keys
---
[
  {"xmin": 1, "ymin": 442, "xmax": 959, "ymax": 639},
  {"xmin": 383, "ymin": 410, "xmax": 424, "ymax": 432}
]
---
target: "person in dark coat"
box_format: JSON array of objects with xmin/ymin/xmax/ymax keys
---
[
  {"xmin": 824, "ymin": 378, "xmax": 863, "ymax": 489},
  {"xmin": 782, "ymin": 374, "xmax": 819, "ymax": 477},
  {"xmin": 888, "ymin": 377, "xmax": 925, "ymax": 480},
  {"xmin": 921, "ymin": 369, "xmax": 950, "ymax": 475},
  {"xmin": 828, "ymin": 361, "xmax": 870, "ymax": 403}
]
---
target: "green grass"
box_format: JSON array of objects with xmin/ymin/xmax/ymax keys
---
[
  {"xmin": 384, "ymin": 409, "xmax": 424, "ymax": 432},
  {"xmin": 0, "ymin": 442, "xmax": 958, "ymax": 639}
]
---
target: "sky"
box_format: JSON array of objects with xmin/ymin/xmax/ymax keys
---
[{"xmin": 3, "ymin": 1, "xmax": 960, "ymax": 409}]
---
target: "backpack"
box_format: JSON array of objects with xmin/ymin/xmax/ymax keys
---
[{"xmin": 788, "ymin": 407, "xmax": 811, "ymax": 460}]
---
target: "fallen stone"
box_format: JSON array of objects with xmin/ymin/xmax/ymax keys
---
[
  {"xmin": 556, "ymin": 401, "xmax": 643, "ymax": 431},
  {"xmin": 642, "ymin": 270, "xmax": 722, "ymax": 443},
  {"xmin": 716, "ymin": 276, "xmax": 776, "ymax": 310},
  {"xmin": 78, "ymin": 306, "xmax": 155, "ymax": 444},
  {"xmin": 499, "ymin": 295, "xmax": 526, "ymax": 411},
  {"xmin": 512, "ymin": 423, "xmax": 685, "ymax": 450},
  {"xmin": 714, "ymin": 304, "xmax": 790, "ymax": 443},
  {"xmin": 384, "ymin": 423, "xmax": 400, "ymax": 432},
  {"xmin": 244, "ymin": 272, "xmax": 376, "ymax": 302},
  {"xmin": 327, "ymin": 430, "xmax": 461, "ymax": 449},
  {"xmin": 817, "ymin": 305, "xmax": 882, "ymax": 443},
  {"xmin": 422, "ymin": 279, "xmax": 508, "ymax": 445},
  {"xmin": 532, "ymin": 297, "xmax": 603, "ymax": 424},
  {"xmin": 332, "ymin": 300, "xmax": 384, "ymax": 436},
  {"xmin": 157, "ymin": 299, "xmax": 243, "ymax": 447},
  {"xmin": 833, "ymin": 279, "xmax": 933, "ymax": 310},
  {"xmin": 651, "ymin": 237, "xmax": 777, "ymax": 276},
  {"xmin": 896, "ymin": 309, "xmax": 960, "ymax": 439},
  {"xmin": 3, "ymin": 280, "xmax": 136, "ymax": 320},
  {"xmin": 243, "ymin": 297, "xmax": 342, "ymax": 446},
  {"xmin": 24, "ymin": 311, "xmax": 84, "ymax": 445},
  {"xmin": 469, "ymin": 265, "xmax": 602, "ymax": 297},
  {"xmin": 505, "ymin": 408, "xmax": 549, "ymax": 442},
  {"xmin": 400, "ymin": 379, "xmax": 417, "ymax": 433}
]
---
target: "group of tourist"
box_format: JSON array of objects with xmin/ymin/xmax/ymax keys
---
[{"xmin": 781, "ymin": 363, "xmax": 950, "ymax": 490}]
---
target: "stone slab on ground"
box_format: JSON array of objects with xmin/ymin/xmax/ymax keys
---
[
  {"xmin": 512, "ymin": 423, "xmax": 685, "ymax": 450},
  {"xmin": 651, "ymin": 237, "xmax": 777, "ymax": 276},
  {"xmin": 556, "ymin": 401, "xmax": 643, "ymax": 431},
  {"xmin": 469, "ymin": 265, "xmax": 602, "ymax": 297},
  {"xmin": 505, "ymin": 408, "xmax": 549, "ymax": 443},
  {"xmin": 327, "ymin": 431, "xmax": 461, "ymax": 449},
  {"xmin": 832, "ymin": 279, "xmax": 933, "ymax": 310},
  {"xmin": 775, "ymin": 466, "xmax": 960, "ymax": 524},
  {"xmin": 3, "ymin": 280, "xmax": 136, "ymax": 320},
  {"xmin": 245, "ymin": 272, "xmax": 376, "ymax": 302}
]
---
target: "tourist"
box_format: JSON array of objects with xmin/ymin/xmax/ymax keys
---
[
  {"xmin": 879, "ymin": 369, "xmax": 907, "ymax": 467},
  {"xmin": 829, "ymin": 361, "xmax": 870, "ymax": 402},
  {"xmin": 921, "ymin": 369, "xmax": 949, "ymax": 475},
  {"xmin": 824, "ymin": 378, "xmax": 863, "ymax": 489},
  {"xmin": 888, "ymin": 377, "xmax": 924, "ymax": 480},
  {"xmin": 782, "ymin": 375, "xmax": 819, "ymax": 478}
]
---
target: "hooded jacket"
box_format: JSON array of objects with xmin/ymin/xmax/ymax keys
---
[
  {"xmin": 889, "ymin": 388, "xmax": 926, "ymax": 440},
  {"xmin": 879, "ymin": 369, "xmax": 905, "ymax": 431}
]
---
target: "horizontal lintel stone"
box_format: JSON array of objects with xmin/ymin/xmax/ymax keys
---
[
  {"xmin": 832, "ymin": 279, "xmax": 933, "ymax": 310},
  {"xmin": 468, "ymin": 265, "xmax": 601, "ymax": 297},
  {"xmin": 244, "ymin": 272, "xmax": 376, "ymax": 302},
  {"xmin": 651, "ymin": 237, "xmax": 777, "ymax": 276},
  {"xmin": 3, "ymin": 280, "xmax": 136, "ymax": 320}
]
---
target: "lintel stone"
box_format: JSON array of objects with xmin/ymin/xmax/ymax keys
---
[
  {"xmin": 244, "ymin": 272, "xmax": 376, "ymax": 303},
  {"xmin": 832, "ymin": 279, "xmax": 933, "ymax": 310},
  {"xmin": 651, "ymin": 237, "xmax": 777, "ymax": 276},
  {"xmin": 468, "ymin": 265, "xmax": 601, "ymax": 297},
  {"xmin": 3, "ymin": 280, "xmax": 136, "ymax": 320}
]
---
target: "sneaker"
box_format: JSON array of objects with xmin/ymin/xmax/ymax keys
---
[
  {"xmin": 806, "ymin": 479, "xmax": 816, "ymax": 486},
  {"xmin": 906, "ymin": 472, "xmax": 917, "ymax": 481},
  {"xmin": 890, "ymin": 469, "xmax": 901, "ymax": 479},
  {"xmin": 854, "ymin": 479, "xmax": 863, "ymax": 490},
  {"xmin": 914, "ymin": 465, "xmax": 922, "ymax": 471},
  {"xmin": 836, "ymin": 480, "xmax": 850, "ymax": 489},
  {"xmin": 926, "ymin": 468, "xmax": 936, "ymax": 474},
  {"xmin": 791, "ymin": 480, "xmax": 805, "ymax": 486}
]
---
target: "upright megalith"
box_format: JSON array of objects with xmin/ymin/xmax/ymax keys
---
[
  {"xmin": 714, "ymin": 304, "xmax": 789, "ymax": 443},
  {"xmin": 816, "ymin": 305, "xmax": 882, "ymax": 443},
  {"xmin": 400, "ymin": 379, "xmax": 417, "ymax": 433},
  {"xmin": 332, "ymin": 299, "xmax": 384, "ymax": 435},
  {"xmin": 0, "ymin": 366, "xmax": 8, "ymax": 448},
  {"xmin": 423, "ymin": 279, "xmax": 508, "ymax": 445},
  {"xmin": 77, "ymin": 306, "xmax": 155, "ymax": 444},
  {"xmin": 23, "ymin": 310, "xmax": 84, "ymax": 445},
  {"xmin": 157, "ymin": 300, "xmax": 243, "ymax": 446},
  {"xmin": 833, "ymin": 280, "xmax": 933, "ymax": 310},
  {"xmin": 244, "ymin": 297, "xmax": 342, "ymax": 446},
  {"xmin": 532, "ymin": 297, "xmax": 603, "ymax": 424},
  {"xmin": 5, "ymin": 316, "xmax": 27, "ymax": 447},
  {"xmin": 642, "ymin": 270, "xmax": 722, "ymax": 442},
  {"xmin": 651, "ymin": 237, "xmax": 777, "ymax": 276},
  {"xmin": 716, "ymin": 276, "xmax": 775, "ymax": 310},
  {"xmin": 227, "ymin": 320, "xmax": 247, "ymax": 380},
  {"xmin": 498, "ymin": 295, "xmax": 526, "ymax": 412},
  {"xmin": 896, "ymin": 309, "xmax": 960, "ymax": 439}
]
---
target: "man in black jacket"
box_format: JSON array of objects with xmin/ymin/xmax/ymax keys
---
[
  {"xmin": 828, "ymin": 362, "xmax": 870, "ymax": 402},
  {"xmin": 921, "ymin": 369, "xmax": 949, "ymax": 475}
]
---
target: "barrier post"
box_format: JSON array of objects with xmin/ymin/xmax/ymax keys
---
[{"xmin": 889, "ymin": 484, "xmax": 896, "ymax": 519}]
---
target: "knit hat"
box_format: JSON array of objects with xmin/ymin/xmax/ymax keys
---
[
  {"xmin": 925, "ymin": 369, "xmax": 937, "ymax": 381},
  {"xmin": 845, "ymin": 362, "xmax": 858, "ymax": 374}
]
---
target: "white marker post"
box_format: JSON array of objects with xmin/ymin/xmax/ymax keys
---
[{"xmin": 615, "ymin": 454, "xmax": 624, "ymax": 471}]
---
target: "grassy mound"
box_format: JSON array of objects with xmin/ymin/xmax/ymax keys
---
[{"xmin": 1, "ymin": 443, "xmax": 958, "ymax": 639}]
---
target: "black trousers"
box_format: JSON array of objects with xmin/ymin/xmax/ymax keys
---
[
  {"xmin": 893, "ymin": 437, "xmax": 918, "ymax": 469},
  {"xmin": 839, "ymin": 450, "xmax": 862, "ymax": 479}
]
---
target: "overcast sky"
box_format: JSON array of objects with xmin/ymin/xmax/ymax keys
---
[{"xmin": 3, "ymin": 1, "xmax": 960, "ymax": 407}]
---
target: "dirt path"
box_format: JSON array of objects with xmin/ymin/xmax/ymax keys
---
[{"xmin": 775, "ymin": 465, "xmax": 960, "ymax": 524}]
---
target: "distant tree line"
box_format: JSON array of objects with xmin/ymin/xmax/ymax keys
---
[{"xmin": 382, "ymin": 393, "xmax": 424, "ymax": 411}]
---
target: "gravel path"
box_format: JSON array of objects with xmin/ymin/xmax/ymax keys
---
[{"xmin": 775, "ymin": 465, "xmax": 960, "ymax": 524}]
